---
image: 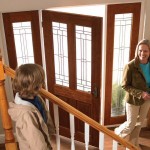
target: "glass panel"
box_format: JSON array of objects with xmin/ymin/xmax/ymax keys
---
[
  {"xmin": 12, "ymin": 22, "xmax": 34, "ymax": 66},
  {"xmin": 111, "ymin": 13, "xmax": 132, "ymax": 117},
  {"xmin": 76, "ymin": 25, "xmax": 91, "ymax": 92},
  {"xmin": 52, "ymin": 22, "xmax": 69, "ymax": 87}
]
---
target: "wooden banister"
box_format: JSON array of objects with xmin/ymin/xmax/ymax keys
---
[
  {"xmin": 3, "ymin": 64, "xmax": 138, "ymax": 150},
  {"xmin": 0, "ymin": 57, "xmax": 18, "ymax": 150}
]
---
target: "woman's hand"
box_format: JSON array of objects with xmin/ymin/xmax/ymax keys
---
[{"xmin": 141, "ymin": 91, "xmax": 150, "ymax": 100}]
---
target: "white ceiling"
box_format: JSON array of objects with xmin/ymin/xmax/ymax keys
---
[
  {"xmin": 0, "ymin": 0, "xmax": 102, "ymax": 13},
  {"xmin": 0, "ymin": 0, "xmax": 140, "ymax": 13}
]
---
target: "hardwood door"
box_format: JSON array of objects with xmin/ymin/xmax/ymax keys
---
[
  {"xmin": 42, "ymin": 10, "xmax": 102, "ymax": 146},
  {"xmin": 105, "ymin": 3, "xmax": 141, "ymax": 125},
  {"xmin": 3, "ymin": 11, "xmax": 42, "ymax": 69}
]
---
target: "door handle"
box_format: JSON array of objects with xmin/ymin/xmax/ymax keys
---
[{"xmin": 92, "ymin": 86, "xmax": 98, "ymax": 98}]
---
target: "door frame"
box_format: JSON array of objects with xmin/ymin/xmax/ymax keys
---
[{"xmin": 104, "ymin": 2, "xmax": 141, "ymax": 125}]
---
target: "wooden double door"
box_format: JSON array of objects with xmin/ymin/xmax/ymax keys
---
[{"xmin": 3, "ymin": 10, "xmax": 102, "ymax": 146}]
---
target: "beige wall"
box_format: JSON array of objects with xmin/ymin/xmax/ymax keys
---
[{"xmin": 143, "ymin": 0, "xmax": 150, "ymax": 39}]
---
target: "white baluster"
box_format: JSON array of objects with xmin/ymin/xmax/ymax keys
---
[
  {"xmin": 112, "ymin": 140, "xmax": 118, "ymax": 150},
  {"xmin": 99, "ymin": 132, "xmax": 104, "ymax": 150},
  {"xmin": 84, "ymin": 123, "xmax": 89, "ymax": 150},
  {"xmin": 70, "ymin": 114, "xmax": 75, "ymax": 150},
  {"xmin": 53, "ymin": 104, "xmax": 60, "ymax": 150}
]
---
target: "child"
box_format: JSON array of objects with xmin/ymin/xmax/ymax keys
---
[{"xmin": 8, "ymin": 63, "xmax": 55, "ymax": 150}]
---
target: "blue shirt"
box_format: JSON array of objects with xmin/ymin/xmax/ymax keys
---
[{"xmin": 140, "ymin": 62, "xmax": 150, "ymax": 88}]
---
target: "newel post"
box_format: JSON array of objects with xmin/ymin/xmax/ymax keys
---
[{"xmin": 0, "ymin": 56, "xmax": 18, "ymax": 150}]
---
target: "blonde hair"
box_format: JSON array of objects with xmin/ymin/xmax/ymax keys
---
[
  {"xmin": 13, "ymin": 63, "xmax": 45, "ymax": 98},
  {"xmin": 134, "ymin": 39, "xmax": 150, "ymax": 59}
]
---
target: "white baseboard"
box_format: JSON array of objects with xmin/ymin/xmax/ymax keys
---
[
  {"xmin": 0, "ymin": 134, "xmax": 5, "ymax": 144},
  {"xmin": 0, "ymin": 133, "xmax": 17, "ymax": 144}
]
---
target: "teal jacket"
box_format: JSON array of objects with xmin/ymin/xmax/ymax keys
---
[{"xmin": 122, "ymin": 58, "xmax": 150, "ymax": 106}]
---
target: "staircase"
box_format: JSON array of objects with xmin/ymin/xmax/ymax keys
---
[{"xmin": 0, "ymin": 56, "xmax": 139, "ymax": 150}]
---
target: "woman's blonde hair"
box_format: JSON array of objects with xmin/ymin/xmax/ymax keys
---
[
  {"xmin": 134, "ymin": 39, "xmax": 150, "ymax": 59},
  {"xmin": 13, "ymin": 63, "xmax": 45, "ymax": 98}
]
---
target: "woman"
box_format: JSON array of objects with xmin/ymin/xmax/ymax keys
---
[{"xmin": 114, "ymin": 39, "xmax": 150, "ymax": 148}]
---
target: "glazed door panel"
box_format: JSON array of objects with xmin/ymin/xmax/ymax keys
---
[
  {"xmin": 3, "ymin": 11, "xmax": 42, "ymax": 68},
  {"xmin": 105, "ymin": 3, "xmax": 141, "ymax": 125},
  {"xmin": 42, "ymin": 10, "xmax": 102, "ymax": 146}
]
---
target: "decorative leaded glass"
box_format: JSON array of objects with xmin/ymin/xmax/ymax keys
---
[
  {"xmin": 76, "ymin": 25, "xmax": 91, "ymax": 92},
  {"xmin": 52, "ymin": 22, "xmax": 69, "ymax": 87},
  {"xmin": 111, "ymin": 13, "xmax": 132, "ymax": 116},
  {"xmin": 13, "ymin": 22, "xmax": 34, "ymax": 66}
]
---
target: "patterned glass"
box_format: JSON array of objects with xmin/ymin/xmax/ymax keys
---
[
  {"xmin": 52, "ymin": 22, "xmax": 69, "ymax": 87},
  {"xmin": 111, "ymin": 13, "xmax": 132, "ymax": 116},
  {"xmin": 76, "ymin": 25, "xmax": 91, "ymax": 92},
  {"xmin": 13, "ymin": 22, "xmax": 34, "ymax": 66}
]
